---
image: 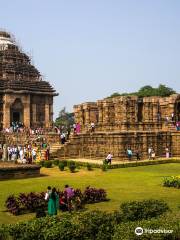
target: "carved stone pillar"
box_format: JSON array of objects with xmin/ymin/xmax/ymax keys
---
[
  {"xmin": 32, "ymin": 104, "xmax": 36, "ymax": 125},
  {"xmin": 24, "ymin": 95, "xmax": 30, "ymax": 127},
  {"xmin": 85, "ymin": 108, "xmax": 90, "ymax": 125},
  {"xmin": 45, "ymin": 97, "xmax": 50, "ymax": 128},
  {"xmin": 3, "ymin": 95, "xmax": 10, "ymax": 128},
  {"xmin": 49, "ymin": 104, "xmax": 53, "ymax": 123}
]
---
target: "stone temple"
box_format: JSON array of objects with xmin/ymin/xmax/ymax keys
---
[
  {"xmin": 0, "ymin": 31, "xmax": 57, "ymax": 129},
  {"xmin": 55, "ymin": 94, "xmax": 180, "ymax": 160}
]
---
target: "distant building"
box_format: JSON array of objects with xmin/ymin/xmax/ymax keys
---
[{"xmin": 0, "ymin": 31, "xmax": 58, "ymax": 129}]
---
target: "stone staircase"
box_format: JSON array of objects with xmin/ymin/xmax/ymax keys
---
[
  {"xmin": 167, "ymin": 123, "xmax": 177, "ymax": 131},
  {"xmin": 50, "ymin": 140, "xmax": 71, "ymax": 159}
]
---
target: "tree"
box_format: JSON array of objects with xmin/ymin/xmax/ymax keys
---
[
  {"xmin": 55, "ymin": 107, "xmax": 74, "ymax": 127},
  {"xmin": 137, "ymin": 85, "xmax": 155, "ymax": 97},
  {"xmin": 156, "ymin": 84, "xmax": 176, "ymax": 97},
  {"xmin": 107, "ymin": 84, "xmax": 176, "ymax": 98}
]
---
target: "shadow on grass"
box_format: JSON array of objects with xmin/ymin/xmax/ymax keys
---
[{"xmin": 0, "ymin": 173, "xmax": 49, "ymax": 181}]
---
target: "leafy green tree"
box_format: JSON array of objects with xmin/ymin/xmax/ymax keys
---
[
  {"xmin": 156, "ymin": 84, "xmax": 176, "ymax": 97},
  {"xmin": 137, "ymin": 85, "xmax": 155, "ymax": 97},
  {"xmin": 55, "ymin": 107, "xmax": 74, "ymax": 127},
  {"xmin": 107, "ymin": 84, "xmax": 176, "ymax": 98}
]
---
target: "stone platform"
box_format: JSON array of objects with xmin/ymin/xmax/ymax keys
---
[{"xmin": 0, "ymin": 162, "xmax": 41, "ymax": 180}]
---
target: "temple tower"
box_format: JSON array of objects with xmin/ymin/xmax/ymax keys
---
[{"xmin": 0, "ymin": 31, "xmax": 58, "ymax": 128}]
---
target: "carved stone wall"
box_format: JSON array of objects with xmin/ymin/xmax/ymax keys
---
[
  {"xmin": 74, "ymin": 94, "xmax": 180, "ymax": 132},
  {"xmin": 1, "ymin": 94, "xmax": 53, "ymax": 128},
  {"xmin": 59, "ymin": 94, "xmax": 180, "ymax": 160},
  {"xmin": 57, "ymin": 131, "xmax": 180, "ymax": 159}
]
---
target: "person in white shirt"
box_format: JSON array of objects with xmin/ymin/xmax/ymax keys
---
[
  {"xmin": 148, "ymin": 147, "xmax": 152, "ymax": 160},
  {"xmin": 45, "ymin": 186, "xmax": 52, "ymax": 200},
  {"xmin": 90, "ymin": 122, "xmax": 95, "ymax": 132},
  {"xmin": 105, "ymin": 152, "xmax": 113, "ymax": 165},
  {"xmin": 19, "ymin": 148, "xmax": 24, "ymax": 162},
  {"xmin": 32, "ymin": 149, "xmax": 36, "ymax": 161}
]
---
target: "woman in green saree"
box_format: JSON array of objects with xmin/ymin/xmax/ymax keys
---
[{"xmin": 48, "ymin": 187, "xmax": 59, "ymax": 216}]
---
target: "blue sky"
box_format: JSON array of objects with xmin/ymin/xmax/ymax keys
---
[{"xmin": 1, "ymin": 0, "xmax": 180, "ymax": 118}]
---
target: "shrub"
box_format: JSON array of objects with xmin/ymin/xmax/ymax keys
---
[
  {"xmin": 1, "ymin": 211, "xmax": 179, "ymax": 240},
  {"xmin": 68, "ymin": 161, "xmax": 76, "ymax": 173},
  {"xmin": 0, "ymin": 226, "xmax": 9, "ymax": 240},
  {"xmin": 5, "ymin": 187, "xmax": 107, "ymax": 215},
  {"xmin": 5, "ymin": 192, "xmax": 47, "ymax": 215},
  {"xmin": 101, "ymin": 162, "xmax": 108, "ymax": 171},
  {"xmin": 87, "ymin": 163, "xmax": 93, "ymax": 171},
  {"xmin": 83, "ymin": 187, "xmax": 107, "ymax": 203},
  {"xmin": 58, "ymin": 162, "xmax": 65, "ymax": 171},
  {"xmin": 75, "ymin": 162, "xmax": 81, "ymax": 169},
  {"xmin": 3, "ymin": 211, "xmax": 117, "ymax": 240},
  {"xmin": 53, "ymin": 159, "xmax": 59, "ymax": 166},
  {"xmin": 112, "ymin": 214, "xmax": 180, "ymax": 240},
  {"xmin": 38, "ymin": 160, "xmax": 44, "ymax": 167},
  {"xmin": 18, "ymin": 192, "xmax": 46, "ymax": 212},
  {"xmin": 5, "ymin": 195, "xmax": 20, "ymax": 215},
  {"xmin": 120, "ymin": 199, "xmax": 170, "ymax": 221},
  {"xmin": 43, "ymin": 161, "xmax": 52, "ymax": 168},
  {"xmin": 163, "ymin": 176, "xmax": 180, "ymax": 189},
  {"xmin": 61, "ymin": 160, "xmax": 67, "ymax": 166}
]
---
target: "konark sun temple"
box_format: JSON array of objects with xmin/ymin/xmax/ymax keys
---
[
  {"xmin": 0, "ymin": 30, "xmax": 180, "ymax": 161},
  {"xmin": 0, "ymin": 31, "xmax": 57, "ymax": 129},
  {"xmin": 59, "ymin": 94, "xmax": 180, "ymax": 159}
]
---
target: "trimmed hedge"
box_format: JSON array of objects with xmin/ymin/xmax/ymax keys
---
[
  {"xmin": 58, "ymin": 162, "xmax": 65, "ymax": 171},
  {"xmin": 120, "ymin": 199, "xmax": 170, "ymax": 221},
  {"xmin": 112, "ymin": 214, "xmax": 180, "ymax": 240},
  {"xmin": 86, "ymin": 163, "xmax": 93, "ymax": 171},
  {"xmin": 43, "ymin": 161, "xmax": 52, "ymax": 168},
  {"xmin": 38, "ymin": 159, "xmax": 180, "ymax": 169},
  {"xmin": 67, "ymin": 161, "xmax": 76, "ymax": 172},
  {"xmin": 0, "ymin": 212, "xmax": 179, "ymax": 240}
]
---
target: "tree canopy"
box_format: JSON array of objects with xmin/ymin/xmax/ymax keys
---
[
  {"xmin": 54, "ymin": 107, "xmax": 74, "ymax": 127},
  {"xmin": 107, "ymin": 84, "xmax": 176, "ymax": 98}
]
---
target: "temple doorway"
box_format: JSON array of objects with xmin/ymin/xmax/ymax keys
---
[
  {"xmin": 12, "ymin": 112, "xmax": 20, "ymax": 122},
  {"xmin": 137, "ymin": 99, "xmax": 143, "ymax": 122},
  {"xmin": 10, "ymin": 98, "xmax": 24, "ymax": 123},
  {"xmin": 175, "ymin": 101, "xmax": 180, "ymax": 121}
]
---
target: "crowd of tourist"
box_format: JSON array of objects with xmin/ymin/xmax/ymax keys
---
[
  {"xmin": 0, "ymin": 141, "xmax": 50, "ymax": 163},
  {"xmin": 3, "ymin": 122, "xmax": 52, "ymax": 135}
]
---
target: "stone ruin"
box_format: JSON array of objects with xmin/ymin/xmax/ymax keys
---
[{"xmin": 57, "ymin": 94, "xmax": 180, "ymax": 160}]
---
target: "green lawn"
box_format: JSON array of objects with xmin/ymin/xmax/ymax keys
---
[{"xmin": 0, "ymin": 163, "xmax": 180, "ymax": 224}]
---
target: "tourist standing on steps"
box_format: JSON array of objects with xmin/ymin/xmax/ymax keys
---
[
  {"xmin": 135, "ymin": 150, "xmax": 141, "ymax": 161},
  {"xmin": 127, "ymin": 148, "xmax": 133, "ymax": 161},
  {"xmin": 151, "ymin": 150, "xmax": 155, "ymax": 160},
  {"xmin": 48, "ymin": 188, "xmax": 59, "ymax": 216},
  {"xmin": 90, "ymin": 122, "xmax": 95, "ymax": 132},
  {"xmin": 60, "ymin": 133, "xmax": 66, "ymax": 144},
  {"xmin": 76, "ymin": 123, "xmax": 81, "ymax": 134},
  {"xmin": 165, "ymin": 147, "xmax": 170, "ymax": 158},
  {"xmin": 73, "ymin": 123, "xmax": 76, "ymax": 134},
  {"xmin": 148, "ymin": 147, "xmax": 152, "ymax": 160},
  {"xmin": 105, "ymin": 152, "xmax": 113, "ymax": 164}
]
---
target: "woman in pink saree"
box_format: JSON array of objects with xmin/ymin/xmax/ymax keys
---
[{"xmin": 76, "ymin": 123, "xmax": 81, "ymax": 134}]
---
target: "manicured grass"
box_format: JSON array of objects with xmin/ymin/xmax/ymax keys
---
[{"xmin": 0, "ymin": 163, "xmax": 180, "ymax": 224}]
